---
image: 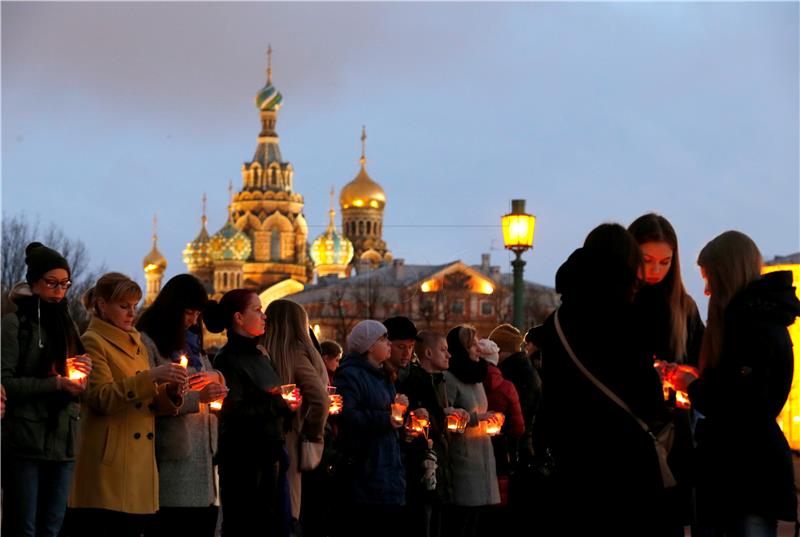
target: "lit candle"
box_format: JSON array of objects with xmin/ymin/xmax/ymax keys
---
[
  {"xmin": 179, "ymin": 355, "xmax": 189, "ymax": 368},
  {"xmin": 66, "ymin": 358, "xmax": 86, "ymax": 381},
  {"xmin": 390, "ymin": 403, "xmax": 406, "ymax": 424},
  {"xmin": 209, "ymin": 400, "xmax": 222, "ymax": 410},
  {"xmin": 328, "ymin": 394, "xmax": 343, "ymax": 415}
]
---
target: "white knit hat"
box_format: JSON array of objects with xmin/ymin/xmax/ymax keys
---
[{"xmin": 477, "ymin": 338, "xmax": 500, "ymax": 366}]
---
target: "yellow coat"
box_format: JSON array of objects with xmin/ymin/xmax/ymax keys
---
[{"xmin": 69, "ymin": 316, "xmax": 182, "ymax": 514}]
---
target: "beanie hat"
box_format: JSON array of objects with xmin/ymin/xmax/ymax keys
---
[
  {"xmin": 25, "ymin": 242, "xmax": 70, "ymax": 284},
  {"xmin": 525, "ymin": 324, "xmax": 545, "ymax": 347},
  {"xmin": 477, "ymin": 338, "xmax": 500, "ymax": 366},
  {"xmin": 489, "ymin": 323, "xmax": 523, "ymax": 354},
  {"xmin": 347, "ymin": 320, "xmax": 388, "ymax": 355},
  {"xmin": 383, "ymin": 316, "xmax": 419, "ymax": 341}
]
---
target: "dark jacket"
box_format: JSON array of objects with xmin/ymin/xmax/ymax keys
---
[
  {"xmin": 396, "ymin": 361, "xmax": 452, "ymax": 503},
  {"xmin": 498, "ymin": 350, "xmax": 540, "ymax": 461},
  {"xmin": 538, "ymin": 247, "xmax": 668, "ymax": 534},
  {"xmin": 632, "ymin": 283, "xmax": 705, "ymax": 366},
  {"xmin": 689, "ymin": 271, "xmax": 799, "ymax": 522},
  {"xmin": 1, "ymin": 284, "xmax": 83, "ymax": 461},
  {"xmin": 213, "ymin": 331, "xmax": 287, "ymax": 463},
  {"xmin": 333, "ymin": 352, "xmax": 405, "ymax": 506}
]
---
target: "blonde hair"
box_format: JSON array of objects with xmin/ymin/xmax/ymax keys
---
[
  {"xmin": 83, "ymin": 272, "xmax": 142, "ymax": 318},
  {"xmin": 262, "ymin": 299, "xmax": 320, "ymax": 384},
  {"xmin": 629, "ymin": 213, "xmax": 696, "ymax": 362},
  {"xmin": 415, "ymin": 330, "xmax": 445, "ymax": 360},
  {"xmin": 697, "ymin": 231, "xmax": 763, "ymax": 371}
]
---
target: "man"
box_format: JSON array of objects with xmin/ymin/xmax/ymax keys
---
[
  {"xmin": 396, "ymin": 330, "xmax": 465, "ymax": 537},
  {"xmin": 383, "ymin": 316, "xmax": 418, "ymax": 383}
]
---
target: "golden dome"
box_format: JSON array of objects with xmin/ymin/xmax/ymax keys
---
[
  {"xmin": 143, "ymin": 240, "xmax": 167, "ymax": 273},
  {"xmin": 310, "ymin": 196, "xmax": 354, "ymax": 276},
  {"xmin": 143, "ymin": 216, "xmax": 167, "ymax": 273},
  {"xmin": 340, "ymin": 126, "xmax": 386, "ymax": 210}
]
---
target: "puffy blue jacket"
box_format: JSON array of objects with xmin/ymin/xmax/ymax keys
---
[{"xmin": 333, "ymin": 352, "xmax": 405, "ymax": 505}]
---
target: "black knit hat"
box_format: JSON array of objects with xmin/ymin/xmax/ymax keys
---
[
  {"xmin": 383, "ymin": 316, "xmax": 419, "ymax": 341},
  {"xmin": 25, "ymin": 242, "xmax": 70, "ymax": 284}
]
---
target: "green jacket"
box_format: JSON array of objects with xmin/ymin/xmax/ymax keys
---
[{"xmin": 1, "ymin": 286, "xmax": 81, "ymax": 461}]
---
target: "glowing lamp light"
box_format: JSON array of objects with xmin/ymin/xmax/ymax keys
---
[
  {"xmin": 421, "ymin": 281, "xmax": 433, "ymax": 293},
  {"xmin": 479, "ymin": 281, "xmax": 494, "ymax": 295},
  {"xmin": 313, "ymin": 324, "xmax": 321, "ymax": 338},
  {"xmin": 501, "ymin": 201, "xmax": 536, "ymax": 253},
  {"xmin": 764, "ymin": 263, "xmax": 800, "ymax": 449}
]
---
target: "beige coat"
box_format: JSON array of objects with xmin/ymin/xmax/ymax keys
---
[{"xmin": 69, "ymin": 317, "xmax": 182, "ymax": 514}]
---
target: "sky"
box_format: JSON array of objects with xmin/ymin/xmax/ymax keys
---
[{"xmin": 3, "ymin": 1, "xmax": 799, "ymax": 317}]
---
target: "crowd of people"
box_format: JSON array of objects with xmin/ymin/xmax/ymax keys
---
[{"xmin": 1, "ymin": 212, "xmax": 798, "ymax": 537}]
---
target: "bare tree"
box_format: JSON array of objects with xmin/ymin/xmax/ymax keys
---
[
  {"xmin": 328, "ymin": 284, "xmax": 357, "ymax": 344},
  {"xmin": 2, "ymin": 215, "xmax": 103, "ymax": 330}
]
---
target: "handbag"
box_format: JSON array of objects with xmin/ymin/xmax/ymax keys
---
[
  {"xmin": 299, "ymin": 439, "xmax": 324, "ymax": 471},
  {"xmin": 554, "ymin": 310, "xmax": 677, "ymax": 488}
]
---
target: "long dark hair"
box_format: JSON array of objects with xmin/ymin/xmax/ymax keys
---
[
  {"xmin": 136, "ymin": 274, "xmax": 208, "ymax": 357},
  {"xmin": 203, "ymin": 289, "xmax": 257, "ymax": 334},
  {"xmin": 262, "ymin": 299, "xmax": 319, "ymax": 384},
  {"xmin": 629, "ymin": 213, "xmax": 695, "ymax": 361}
]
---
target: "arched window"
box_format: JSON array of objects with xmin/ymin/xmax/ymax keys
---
[
  {"xmin": 366, "ymin": 221, "xmax": 372, "ymax": 235},
  {"xmin": 270, "ymin": 229, "xmax": 281, "ymax": 261},
  {"xmin": 358, "ymin": 221, "xmax": 364, "ymax": 235},
  {"xmin": 223, "ymin": 273, "xmax": 228, "ymax": 288}
]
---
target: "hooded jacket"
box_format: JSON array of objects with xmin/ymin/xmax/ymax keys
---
[
  {"xmin": 333, "ymin": 352, "xmax": 405, "ymax": 505},
  {"xmin": 1, "ymin": 283, "xmax": 83, "ymax": 461},
  {"xmin": 689, "ymin": 270, "xmax": 800, "ymax": 522}
]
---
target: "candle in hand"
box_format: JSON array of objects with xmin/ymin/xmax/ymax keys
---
[
  {"xmin": 209, "ymin": 400, "xmax": 222, "ymax": 410},
  {"xmin": 178, "ymin": 355, "xmax": 189, "ymax": 368},
  {"xmin": 66, "ymin": 358, "xmax": 86, "ymax": 381}
]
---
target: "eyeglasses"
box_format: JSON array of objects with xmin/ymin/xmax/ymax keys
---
[{"xmin": 42, "ymin": 278, "xmax": 72, "ymax": 290}]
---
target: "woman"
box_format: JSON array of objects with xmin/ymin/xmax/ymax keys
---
[
  {"xmin": 333, "ymin": 320, "xmax": 405, "ymax": 537},
  {"xmin": 320, "ymin": 340, "xmax": 343, "ymax": 381},
  {"xmin": 629, "ymin": 213, "xmax": 704, "ymax": 535},
  {"xmin": 1, "ymin": 242, "xmax": 92, "ymax": 537},
  {"xmin": 261, "ymin": 299, "xmax": 329, "ymax": 532},
  {"xmin": 629, "ymin": 213, "xmax": 705, "ymax": 365},
  {"xmin": 537, "ymin": 223, "xmax": 669, "ymax": 536},
  {"xmin": 205, "ymin": 289, "xmax": 293, "ymax": 537},
  {"xmin": 683, "ymin": 231, "xmax": 799, "ymax": 536},
  {"xmin": 68, "ymin": 272, "xmax": 187, "ymax": 536},
  {"xmin": 136, "ymin": 274, "xmax": 227, "ymax": 537},
  {"xmin": 443, "ymin": 325, "xmax": 501, "ymax": 537}
]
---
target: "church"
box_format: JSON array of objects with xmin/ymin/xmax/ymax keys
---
[{"xmin": 142, "ymin": 51, "xmax": 559, "ymax": 340}]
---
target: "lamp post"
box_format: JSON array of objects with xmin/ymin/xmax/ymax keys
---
[{"xmin": 501, "ymin": 199, "xmax": 536, "ymax": 331}]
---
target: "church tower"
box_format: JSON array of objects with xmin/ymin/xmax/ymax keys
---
[
  {"xmin": 340, "ymin": 126, "xmax": 391, "ymax": 269},
  {"xmin": 142, "ymin": 215, "xmax": 167, "ymax": 306},
  {"xmin": 182, "ymin": 193, "xmax": 213, "ymax": 291},
  {"xmin": 310, "ymin": 189, "xmax": 354, "ymax": 279},
  {"xmin": 228, "ymin": 47, "xmax": 309, "ymax": 290}
]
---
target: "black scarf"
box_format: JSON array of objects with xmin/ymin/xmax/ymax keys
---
[
  {"xmin": 446, "ymin": 327, "xmax": 487, "ymax": 384},
  {"xmin": 16, "ymin": 294, "xmax": 84, "ymax": 378}
]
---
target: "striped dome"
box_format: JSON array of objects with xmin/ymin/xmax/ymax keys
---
[{"xmin": 255, "ymin": 82, "xmax": 283, "ymax": 112}]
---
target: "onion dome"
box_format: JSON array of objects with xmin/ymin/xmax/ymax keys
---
[
  {"xmin": 255, "ymin": 45, "xmax": 283, "ymax": 112},
  {"xmin": 143, "ymin": 216, "xmax": 167, "ymax": 273},
  {"xmin": 209, "ymin": 218, "xmax": 252, "ymax": 262},
  {"xmin": 183, "ymin": 194, "xmax": 213, "ymax": 270},
  {"xmin": 340, "ymin": 126, "xmax": 386, "ymax": 210},
  {"xmin": 311, "ymin": 192, "xmax": 354, "ymax": 276}
]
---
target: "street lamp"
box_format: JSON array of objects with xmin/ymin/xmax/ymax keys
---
[{"xmin": 501, "ymin": 199, "xmax": 536, "ymax": 330}]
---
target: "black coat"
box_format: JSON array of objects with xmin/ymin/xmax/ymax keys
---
[
  {"xmin": 537, "ymin": 247, "xmax": 668, "ymax": 534},
  {"xmin": 689, "ymin": 270, "xmax": 799, "ymax": 522},
  {"xmin": 213, "ymin": 331, "xmax": 288, "ymax": 463},
  {"xmin": 632, "ymin": 283, "xmax": 705, "ymax": 366}
]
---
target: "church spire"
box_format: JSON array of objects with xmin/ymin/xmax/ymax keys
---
[
  {"xmin": 201, "ymin": 192, "xmax": 208, "ymax": 231},
  {"xmin": 227, "ymin": 180, "xmax": 234, "ymax": 223},
  {"xmin": 328, "ymin": 187, "xmax": 336, "ymax": 230},
  {"xmin": 360, "ymin": 125, "xmax": 367, "ymax": 166},
  {"xmin": 152, "ymin": 214, "xmax": 159, "ymax": 247},
  {"xmin": 267, "ymin": 45, "xmax": 273, "ymax": 85}
]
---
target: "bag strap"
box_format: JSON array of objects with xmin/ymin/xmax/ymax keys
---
[
  {"xmin": 554, "ymin": 309, "xmax": 654, "ymax": 440},
  {"xmin": 554, "ymin": 309, "xmax": 677, "ymax": 488}
]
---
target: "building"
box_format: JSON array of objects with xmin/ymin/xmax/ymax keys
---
[
  {"xmin": 182, "ymin": 48, "xmax": 311, "ymax": 298},
  {"xmin": 142, "ymin": 215, "xmax": 167, "ymax": 306},
  {"xmin": 291, "ymin": 254, "xmax": 559, "ymax": 344}
]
